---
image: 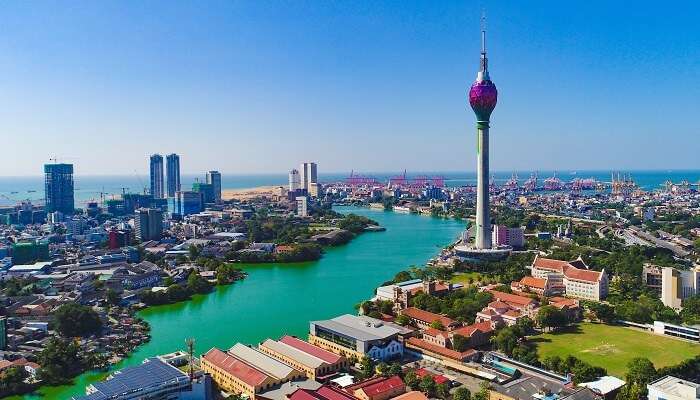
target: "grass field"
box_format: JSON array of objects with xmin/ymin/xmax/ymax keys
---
[
  {"xmin": 532, "ymin": 322, "xmax": 700, "ymax": 378},
  {"xmin": 450, "ymin": 272, "xmax": 484, "ymax": 285}
]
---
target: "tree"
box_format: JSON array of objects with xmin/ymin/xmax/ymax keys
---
[
  {"xmin": 37, "ymin": 337, "xmax": 87, "ymax": 384},
  {"xmin": 53, "ymin": 302, "xmax": 103, "ymax": 337},
  {"xmin": 188, "ymin": 245, "xmax": 201, "ymax": 259},
  {"xmin": 187, "ymin": 271, "xmax": 213, "ymax": 294},
  {"xmin": 403, "ymin": 370, "xmax": 419, "ymax": 388},
  {"xmin": 395, "ymin": 314, "xmax": 411, "ymax": 326},
  {"xmin": 626, "ymin": 357, "xmax": 657, "ymax": 387},
  {"xmin": 393, "ymin": 271, "xmax": 412, "ymax": 283},
  {"xmin": 430, "ymin": 320, "xmax": 445, "ymax": 330},
  {"xmin": 376, "ymin": 362, "xmax": 389, "ymax": 377},
  {"xmin": 388, "ymin": 362, "xmax": 403, "ymax": 377},
  {"xmin": 452, "ymin": 334, "xmax": 470, "ymax": 352},
  {"xmin": 536, "ymin": 305, "xmax": 567, "ymax": 332},
  {"xmin": 453, "ymin": 387, "xmax": 472, "ymax": 400},
  {"xmin": 105, "ymin": 288, "xmax": 121, "ymax": 306},
  {"xmin": 436, "ymin": 382, "xmax": 450, "ymax": 399},
  {"xmin": 419, "ymin": 375, "xmax": 436, "ymax": 397},
  {"xmin": 473, "ymin": 382, "xmax": 491, "ymax": 400},
  {"xmin": 0, "ymin": 366, "xmax": 30, "ymax": 397},
  {"xmin": 492, "ymin": 327, "xmax": 518, "ymax": 356},
  {"xmin": 359, "ymin": 356, "xmax": 375, "ymax": 379},
  {"xmin": 587, "ymin": 302, "xmax": 615, "ymax": 323}
]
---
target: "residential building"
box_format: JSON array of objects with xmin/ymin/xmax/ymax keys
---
[
  {"xmin": 206, "ymin": 171, "xmax": 222, "ymax": 202},
  {"xmin": 44, "ymin": 163, "xmax": 75, "ymax": 214},
  {"xmin": 300, "ymin": 162, "xmax": 318, "ymax": 192},
  {"xmin": 289, "ymin": 169, "xmax": 301, "ymax": 192},
  {"xmin": 150, "ymin": 154, "xmax": 165, "ymax": 199},
  {"xmin": 177, "ymin": 191, "xmax": 203, "ymax": 216},
  {"xmin": 492, "ymin": 225, "xmax": 524, "ymax": 248},
  {"xmin": 309, "ymin": 183, "xmax": 320, "ymax": 198},
  {"xmin": 166, "ymin": 153, "xmax": 181, "ymax": 198},
  {"xmin": 309, "ymin": 314, "xmax": 404, "ymax": 361},
  {"xmin": 647, "ymin": 376, "xmax": 700, "ymax": 400},
  {"xmin": 134, "ymin": 208, "xmax": 163, "ymax": 241},
  {"xmin": 530, "ymin": 255, "xmax": 608, "ymax": 301},
  {"xmin": 258, "ymin": 335, "xmax": 347, "ymax": 380},
  {"xmin": 297, "ymin": 196, "xmax": 308, "ymax": 217}
]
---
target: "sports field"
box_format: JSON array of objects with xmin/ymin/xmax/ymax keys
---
[{"xmin": 532, "ymin": 322, "xmax": 700, "ymax": 378}]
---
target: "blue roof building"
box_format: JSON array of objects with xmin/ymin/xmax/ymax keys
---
[{"xmin": 73, "ymin": 357, "xmax": 211, "ymax": 400}]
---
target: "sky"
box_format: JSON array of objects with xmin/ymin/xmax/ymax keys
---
[{"xmin": 0, "ymin": 1, "xmax": 698, "ymax": 176}]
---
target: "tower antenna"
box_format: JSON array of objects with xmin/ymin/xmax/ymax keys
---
[{"xmin": 186, "ymin": 337, "xmax": 195, "ymax": 380}]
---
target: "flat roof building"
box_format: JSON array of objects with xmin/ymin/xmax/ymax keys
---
[
  {"xmin": 309, "ymin": 314, "xmax": 404, "ymax": 361},
  {"xmin": 648, "ymin": 376, "xmax": 700, "ymax": 400}
]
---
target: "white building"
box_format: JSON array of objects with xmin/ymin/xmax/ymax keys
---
[
  {"xmin": 289, "ymin": 169, "xmax": 301, "ymax": 192},
  {"xmin": 530, "ymin": 255, "xmax": 608, "ymax": 301},
  {"xmin": 648, "ymin": 376, "xmax": 700, "ymax": 400},
  {"xmin": 296, "ymin": 196, "xmax": 308, "ymax": 217}
]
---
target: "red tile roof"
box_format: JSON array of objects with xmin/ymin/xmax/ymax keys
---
[
  {"xmin": 520, "ymin": 276, "xmax": 547, "ymax": 289},
  {"xmin": 289, "ymin": 385, "xmax": 358, "ymax": 400},
  {"xmin": 452, "ymin": 321, "xmax": 493, "ymax": 337},
  {"xmin": 202, "ymin": 348, "xmax": 269, "ymax": 386},
  {"xmin": 532, "ymin": 256, "xmax": 603, "ymax": 283},
  {"xmin": 424, "ymin": 328, "xmax": 449, "ymax": 338},
  {"xmin": 487, "ymin": 290, "xmax": 536, "ymax": 308},
  {"xmin": 355, "ymin": 376, "xmax": 405, "ymax": 397},
  {"xmin": 405, "ymin": 337, "xmax": 476, "ymax": 361},
  {"xmin": 279, "ymin": 335, "xmax": 342, "ymax": 364},
  {"xmin": 415, "ymin": 369, "xmax": 450, "ymax": 385},
  {"xmin": 402, "ymin": 307, "xmax": 454, "ymax": 327}
]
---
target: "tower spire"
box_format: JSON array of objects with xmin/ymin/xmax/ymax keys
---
[{"xmin": 478, "ymin": 11, "xmax": 490, "ymax": 81}]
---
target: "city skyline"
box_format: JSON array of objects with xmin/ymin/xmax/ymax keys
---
[{"xmin": 1, "ymin": 1, "xmax": 698, "ymax": 176}]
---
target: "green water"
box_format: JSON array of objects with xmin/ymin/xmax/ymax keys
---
[{"xmin": 19, "ymin": 206, "xmax": 465, "ymax": 399}]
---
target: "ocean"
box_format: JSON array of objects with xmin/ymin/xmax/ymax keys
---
[{"xmin": 0, "ymin": 170, "xmax": 698, "ymax": 207}]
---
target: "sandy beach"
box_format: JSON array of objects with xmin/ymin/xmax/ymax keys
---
[{"xmin": 222, "ymin": 185, "xmax": 281, "ymax": 201}]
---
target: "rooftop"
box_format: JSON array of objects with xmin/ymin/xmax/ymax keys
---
[
  {"xmin": 202, "ymin": 347, "xmax": 269, "ymax": 387},
  {"xmin": 74, "ymin": 358, "xmax": 188, "ymax": 400},
  {"xmin": 648, "ymin": 375, "xmax": 700, "ymax": 398},
  {"xmin": 311, "ymin": 314, "xmax": 401, "ymax": 342},
  {"xmin": 229, "ymin": 343, "xmax": 297, "ymax": 380},
  {"xmin": 279, "ymin": 335, "xmax": 342, "ymax": 364}
]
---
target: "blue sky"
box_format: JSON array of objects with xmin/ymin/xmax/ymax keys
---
[{"xmin": 0, "ymin": 1, "xmax": 698, "ymax": 176}]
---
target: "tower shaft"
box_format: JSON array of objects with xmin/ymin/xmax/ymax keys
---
[{"xmin": 475, "ymin": 122, "xmax": 491, "ymax": 249}]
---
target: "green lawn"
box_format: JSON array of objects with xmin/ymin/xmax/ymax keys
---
[
  {"xmin": 532, "ymin": 322, "xmax": 700, "ymax": 378},
  {"xmin": 450, "ymin": 272, "xmax": 484, "ymax": 285}
]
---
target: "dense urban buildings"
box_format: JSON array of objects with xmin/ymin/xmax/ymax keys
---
[
  {"xmin": 166, "ymin": 153, "xmax": 181, "ymax": 198},
  {"xmin": 176, "ymin": 190, "xmax": 203, "ymax": 216},
  {"xmin": 149, "ymin": 154, "xmax": 165, "ymax": 199},
  {"xmin": 44, "ymin": 163, "xmax": 74, "ymax": 215}
]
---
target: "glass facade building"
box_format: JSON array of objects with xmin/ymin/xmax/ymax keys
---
[{"xmin": 44, "ymin": 163, "xmax": 74, "ymax": 214}]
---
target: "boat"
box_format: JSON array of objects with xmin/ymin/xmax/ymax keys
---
[{"xmin": 393, "ymin": 205, "xmax": 411, "ymax": 213}]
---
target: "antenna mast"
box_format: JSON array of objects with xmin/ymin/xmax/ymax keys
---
[{"xmin": 186, "ymin": 337, "xmax": 195, "ymax": 380}]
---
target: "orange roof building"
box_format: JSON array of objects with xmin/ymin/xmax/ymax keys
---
[{"xmin": 531, "ymin": 255, "xmax": 608, "ymax": 301}]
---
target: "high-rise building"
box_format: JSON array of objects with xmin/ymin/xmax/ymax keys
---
[
  {"xmin": 134, "ymin": 208, "xmax": 163, "ymax": 241},
  {"xmin": 44, "ymin": 163, "xmax": 74, "ymax": 214},
  {"xmin": 149, "ymin": 154, "xmax": 165, "ymax": 199},
  {"xmin": 300, "ymin": 162, "xmax": 318, "ymax": 192},
  {"xmin": 176, "ymin": 191, "xmax": 203, "ymax": 216},
  {"xmin": 166, "ymin": 154, "xmax": 181, "ymax": 198},
  {"xmin": 289, "ymin": 169, "xmax": 301, "ymax": 192},
  {"xmin": 192, "ymin": 182, "xmax": 215, "ymax": 204},
  {"xmin": 206, "ymin": 171, "xmax": 222, "ymax": 202},
  {"xmin": 468, "ymin": 24, "xmax": 497, "ymax": 250}
]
